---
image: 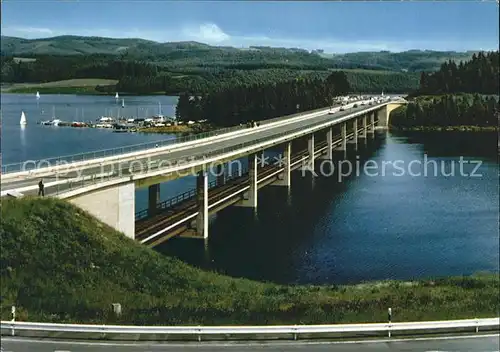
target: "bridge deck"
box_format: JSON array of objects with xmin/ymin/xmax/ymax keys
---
[
  {"xmin": 135, "ymin": 125, "xmax": 372, "ymax": 246},
  {"xmin": 1, "ymin": 100, "xmax": 396, "ymax": 197}
]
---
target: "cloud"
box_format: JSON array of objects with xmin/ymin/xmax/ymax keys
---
[
  {"xmin": 1, "ymin": 22, "xmax": 494, "ymax": 53},
  {"xmin": 181, "ymin": 23, "xmax": 230, "ymax": 43}
]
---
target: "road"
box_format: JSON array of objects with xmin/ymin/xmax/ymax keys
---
[
  {"xmin": 1, "ymin": 99, "xmax": 390, "ymax": 197},
  {"xmin": 1, "ymin": 334, "xmax": 498, "ymax": 352}
]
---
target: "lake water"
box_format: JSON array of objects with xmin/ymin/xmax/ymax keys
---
[
  {"xmin": 2, "ymin": 93, "xmax": 498, "ymax": 285},
  {"xmin": 1, "ymin": 93, "xmax": 195, "ymax": 210}
]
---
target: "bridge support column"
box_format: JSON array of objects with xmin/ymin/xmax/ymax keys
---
[
  {"xmin": 301, "ymin": 134, "xmax": 315, "ymax": 173},
  {"xmin": 70, "ymin": 182, "xmax": 135, "ymax": 239},
  {"xmin": 236, "ymin": 153, "xmax": 258, "ymax": 208},
  {"xmin": 216, "ymin": 164, "xmax": 225, "ymax": 186},
  {"xmin": 196, "ymin": 170, "xmax": 209, "ymax": 239},
  {"xmin": 376, "ymin": 106, "xmax": 389, "ymax": 128},
  {"xmin": 360, "ymin": 115, "xmax": 368, "ymax": 139},
  {"xmin": 349, "ymin": 119, "xmax": 358, "ymax": 150},
  {"xmin": 369, "ymin": 112, "xmax": 375, "ymax": 137},
  {"xmin": 148, "ymin": 184, "xmax": 160, "ymax": 217},
  {"xmin": 321, "ymin": 128, "xmax": 333, "ymax": 160},
  {"xmin": 338, "ymin": 123, "xmax": 347, "ymax": 152},
  {"xmin": 274, "ymin": 142, "xmax": 291, "ymax": 187}
]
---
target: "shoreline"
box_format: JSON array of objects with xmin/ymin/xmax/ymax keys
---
[
  {"xmin": 136, "ymin": 124, "xmax": 215, "ymax": 134},
  {"xmin": 390, "ymin": 125, "xmax": 498, "ymax": 132},
  {"xmin": 2, "ymin": 88, "xmax": 174, "ymax": 96}
]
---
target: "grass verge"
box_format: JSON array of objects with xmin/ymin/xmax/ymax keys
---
[{"xmin": 1, "ymin": 197, "xmax": 498, "ymax": 325}]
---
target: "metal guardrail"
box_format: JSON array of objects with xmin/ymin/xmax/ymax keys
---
[
  {"xmin": 1, "ymin": 318, "xmax": 498, "ymax": 341},
  {"xmin": 45, "ymin": 103, "xmax": 387, "ymax": 197},
  {"xmin": 1, "ymin": 104, "xmax": 338, "ymax": 175}
]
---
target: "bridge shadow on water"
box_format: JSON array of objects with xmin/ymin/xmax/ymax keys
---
[{"xmin": 156, "ymin": 131, "xmax": 498, "ymax": 285}]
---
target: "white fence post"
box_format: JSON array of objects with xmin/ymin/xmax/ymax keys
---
[
  {"xmin": 388, "ymin": 307, "xmax": 392, "ymax": 338},
  {"xmin": 11, "ymin": 306, "xmax": 15, "ymax": 336}
]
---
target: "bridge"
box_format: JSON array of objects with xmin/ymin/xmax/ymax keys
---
[{"xmin": 1, "ymin": 96, "xmax": 406, "ymax": 244}]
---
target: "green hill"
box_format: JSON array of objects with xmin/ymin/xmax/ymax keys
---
[
  {"xmin": 0, "ymin": 35, "xmax": 477, "ymax": 72},
  {"xmin": 1, "ymin": 197, "xmax": 498, "ymax": 325}
]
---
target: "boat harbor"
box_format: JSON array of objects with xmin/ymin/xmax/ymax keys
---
[{"xmin": 22, "ymin": 92, "xmax": 204, "ymax": 132}]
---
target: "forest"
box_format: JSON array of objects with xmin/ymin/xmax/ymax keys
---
[
  {"xmin": 175, "ymin": 50, "xmax": 499, "ymax": 128},
  {"xmin": 391, "ymin": 51, "xmax": 499, "ymax": 129},
  {"xmin": 175, "ymin": 72, "xmax": 351, "ymax": 125},
  {"xmin": 390, "ymin": 94, "xmax": 499, "ymax": 129},
  {"xmin": 418, "ymin": 51, "xmax": 499, "ymax": 95},
  {"xmin": 1, "ymin": 54, "xmax": 419, "ymax": 94}
]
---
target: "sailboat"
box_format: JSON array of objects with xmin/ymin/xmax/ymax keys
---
[
  {"xmin": 115, "ymin": 92, "xmax": 119, "ymax": 99},
  {"xmin": 121, "ymin": 98, "xmax": 125, "ymax": 108},
  {"xmin": 51, "ymin": 106, "xmax": 61, "ymax": 126},
  {"xmin": 42, "ymin": 106, "xmax": 61, "ymax": 126},
  {"xmin": 20, "ymin": 111, "xmax": 27, "ymax": 125},
  {"xmin": 154, "ymin": 102, "xmax": 164, "ymax": 118},
  {"xmin": 36, "ymin": 91, "xmax": 40, "ymax": 99}
]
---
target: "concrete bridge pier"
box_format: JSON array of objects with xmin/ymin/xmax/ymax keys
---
[
  {"xmin": 360, "ymin": 115, "xmax": 368, "ymax": 139},
  {"xmin": 320, "ymin": 128, "xmax": 333, "ymax": 160},
  {"xmin": 376, "ymin": 106, "xmax": 387, "ymax": 127},
  {"xmin": 148, "ymin": 183, "xmax": 160, "ymax": 217},
  {"xmin": 216, "ymin": 163, "xmax": 225, "ymax": 186},
  {"xmin": 69, "ymin": 182, "xmax": 136, "ymax": 239},
  {"xmin": 273, "ymin": 142, "xmax": 291, "ymax": 187},
  {"xmin": 195, "ymin": 170, "xmax": 209, "ymax": 239},
  {"xmin": 235, "ymin": 153, "xmax": 258, "ymax": 208},
  {"xmin": 336, "ymin": 123, "xmax": 347, "ymax": 158},
  {"xmin": 358, "ymin": 115, "xmax": 368, "ymax": 148},
  {"xmin": 300, "ymin": 134, "xmax": 315, "ymax": 174},
  {"xmin": 348, "ymin": 119, "xmax": 358, "ymax": 151},
  {"xmin": 375, "ymin": 103, "xmax": 402, "ymax": 128},
  {"xmin": 368, "ymin": 112, "xmax": 376, "ymax": 137}
]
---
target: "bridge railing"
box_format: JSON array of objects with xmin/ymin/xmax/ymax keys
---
[
  {"xmin": 135, "ymin": 165, "xmax": 250, "ymax": 221},
  {"xmin": 1, "ymin": 105, "xmax": 338, "ymax": 175},
  {"xmin": 1, "ymin": 318, "xmax": 498, "ymax": 341},
  {"xmin": 50, "ymin": 105, "xmax": 381, "ymax": 197}
]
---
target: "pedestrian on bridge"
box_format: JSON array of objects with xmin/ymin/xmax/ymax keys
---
[{"xmin": 38, "ymin": 179, "xmax": 45, "ymax": 197}]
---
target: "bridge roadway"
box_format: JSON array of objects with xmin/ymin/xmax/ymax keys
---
[
  {"xmin": 1, "ymin": 99, "xmax": 390, "ymax": 198},
  {"xmin": 2, "ymin": 334, "xmax": 498, "ymax": 352},
  {"xmin": 135, "ymin": 128, "xmax": 361, "ymax": 246}
]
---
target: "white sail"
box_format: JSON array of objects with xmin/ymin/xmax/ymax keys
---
[
  {"xmin": 20, "ymin": 111, "xmax": 27, "ymax": 125},
  {"xmin": 115, "ymin": 92, "xmax": 119, "ymax": 99},
  {"xmin": 36, "ymin": 91, "xmax": 40, "ymax": 99},
  {"xmin": 121, "ymin": 98, "xmax": 125, "ymax": 108}
]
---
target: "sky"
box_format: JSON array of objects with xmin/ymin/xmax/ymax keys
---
[{"xmin": 1, "ymin": 0, "xmax": 499, "ymax": 53}]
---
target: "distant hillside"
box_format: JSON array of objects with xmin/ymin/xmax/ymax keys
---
[
  {"xmin": 0, "ymin": 35, "xmax": 157, "ymax": 56},
  {"xmin": 1, "ymin": 35, "xmax": 478, "ymax": 72}
]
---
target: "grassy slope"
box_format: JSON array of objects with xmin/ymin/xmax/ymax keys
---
[{"xmin": 1, "ymin": 198, "xmax": 498, "ymax": 325}]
